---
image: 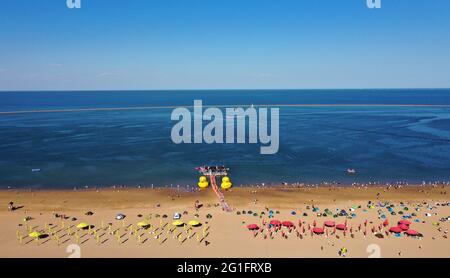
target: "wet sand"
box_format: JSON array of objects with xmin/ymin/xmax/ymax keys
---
[{"xmin": 0, "ymin": 186, "xmax": 448, "ymax": 258}]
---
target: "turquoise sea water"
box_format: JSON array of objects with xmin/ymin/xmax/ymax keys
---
[{"xmin": 1, "ymin": 89, "xmax": 450, "ymax": 188}]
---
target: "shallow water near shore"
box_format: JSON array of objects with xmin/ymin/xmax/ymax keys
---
[{"xmin": 1, "ymin": 89, "xmax": 450, "ymax": 188}]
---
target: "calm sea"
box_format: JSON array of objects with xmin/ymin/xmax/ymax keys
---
[{"xmin": 1, "ymin": 89, "xmax": 450, "ymax": 188}]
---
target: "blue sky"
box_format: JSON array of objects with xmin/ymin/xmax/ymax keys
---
[{"xmin": 0, "ymin": 0, "xmax": 449, "ymax": 90}]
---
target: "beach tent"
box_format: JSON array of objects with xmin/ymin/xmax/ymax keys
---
[
  {"xmin": 76, "ymin": 222, "xmax": 89, "ymax": 229},
  {"xmin": 282, "ymin": 221, "xmax": 294, "ymax": 228},
  {"xmin": 172, "ymin": 220, "xmax": 184, "ymax": 227},
  {"xmin": 247, "ymin": 224, "xmax": 259, "ymax": 230},
  {"xmin": 188, "ymin": 220, "xmax": 201, "ymax": 227},
  {"xmin": 137, "ymin": 221, "xmax": 150, "ymax": 228},
  {"xmin": 324, "ymin": 221, "xmax": 335, "ymax": 227},
  {"xmin": 115, "ymin": 213, "xmax": 126, "ymax": 220},
  {"xmin": 389, "ymin": 226, "xmax": 402, "ymax": 233}
]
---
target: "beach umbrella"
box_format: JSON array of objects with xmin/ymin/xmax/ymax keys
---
[
  {"xmin": 76, "ymin": 222, "xmax": 89, "ymax": 229},
  {"xmin": 375, "ymin": 233, "xmax": 384, "ymax": 239},
  {"xmin": 137, "ymin": 221, "xmax": 150, "ymax": 228},
  {"xmin": 172, "ymin": 220, "xmax": 184, "ymax": 226},
  {"xmin": 398, "ymin": 220, "xmax": 411, "ymax": 226},
  {"xmin": 28, "ymin": 231, "xmax": 43, "ymax": 239},
  {"xmin": 336, "ymin": 224, "xmax": 347, "ymax": 231},
  {"xmin": 405, "ymin": 229, "xmax": 419, "ymax": 236},
  {"xmin": 324, "ymin": 221, "xmax": 335, "ymax": 228},
  {"xmin": 270, "ymin": 220, "xmax": 282, "ymax": 227},
  {"xmin": 282, "ymin": 221, "xmax": 294, "ymax": 228},
  {"xmin": 398, "ymin": 224, "xmax": 409, "ymax": 231},
  {"xmin": 383, "ymin": 219, "xmax": 389, "ymax": 227},
  {"xmin": 188, "ymin": 220, "xmax": 201, "ymax": 227},
  {"xmin": 312, "ymin": 227, "xmax": 324, "ymax": 234},
  {"xmin": 247, "ymin": 224, "xmax": 259, "ymax": 230},
  {"xmin": 389, "ymin": 226, "xmax": 402, "ymax": 233}
]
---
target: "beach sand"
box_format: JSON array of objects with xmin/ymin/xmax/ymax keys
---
[{"xmin": 0, "ymin": 186, "xmax": 448, "ymax": 258}]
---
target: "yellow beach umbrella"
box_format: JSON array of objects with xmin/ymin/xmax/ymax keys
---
[
  {"xmin": 76, "ymin": 222, "xmax": 89, "ymax": 229},
  {"xmin": 137, "ymin": 221, "xmax": 150, "ymax": 228},
  {"xmin": 188, "ymin": 220, "xmax": 201, "ymax": 227},
  {"xmin": 28, "ymin": 231, "xmax": 42, "ymax": 238},
  {"xmin": 172, "ymin": 220, "xmax": 184, "ymax": 227}
]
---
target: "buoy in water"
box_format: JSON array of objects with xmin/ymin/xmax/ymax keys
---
[
  {"xmin": 198, "ymin": 176, "xmax": 209, "ymax": 189},
  {"xmin": 221, "ymin": 176, "xmax": 232, "ymax": 189}
]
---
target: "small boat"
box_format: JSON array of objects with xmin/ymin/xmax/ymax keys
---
[
  {"xmin": 347, "ymin": 168, "xmax": 356, "ymax": 174},
  {"xmin": 31, "ymin": 168, "xmax": 41, "ymax": 173}
]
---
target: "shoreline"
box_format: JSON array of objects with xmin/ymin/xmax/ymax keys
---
[{"xmin": 1, "ymin": 185, "xmax": 448, "ymax": 211}]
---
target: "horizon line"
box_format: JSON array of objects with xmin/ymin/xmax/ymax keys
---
[{"xmin": 1, "ymin": 87, "xmax": 450, "ymax": 93}]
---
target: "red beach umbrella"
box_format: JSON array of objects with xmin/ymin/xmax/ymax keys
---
[
  {"xmin": 336, "ymin": 224, "xmax": 347, "ymax": 231},
  {"xmin": 324, "ymin": 221, "xmax": 335, "ymax": 228},
  {"xmin": 282, "ymin": 221, "xmax": 294, "ymax": 228},
  {"xmin": 405, "ymin": 229, "xmax": 419, "ymax": 236},
  {"xmin": 398, "ymin": 224, "xmax": 409, "ymax": 231},
  {"xmin": 398, "ymin": 220, "xmax": 411, "ymax": 226},
  {"xmin": 247, "ymin": 224, "xmax": 259, "ymax": 230},
  {"xmin": 270, "ymin": 220, "xmax": 282, "ymax": 227},
  {"xmin": 389, "ymin": 226, "xmax": 402, "ymax": 233},
  {"xmin": 383, "ymin": 219, "xmax": 389, "ymax": 227},
  {"xmin": 313, "ymin": 227, "xmax": 324, "ymax": 234}
]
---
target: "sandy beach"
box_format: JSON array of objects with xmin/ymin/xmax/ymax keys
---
[{"xmin": 0, "ymin": 186, "xmax": 448, "ymax": 258}]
